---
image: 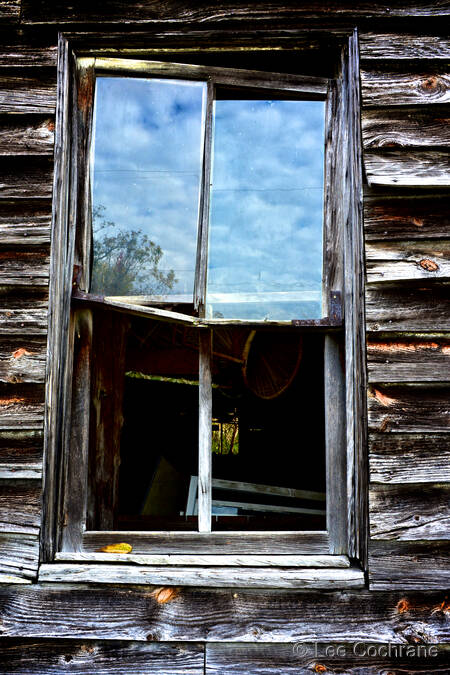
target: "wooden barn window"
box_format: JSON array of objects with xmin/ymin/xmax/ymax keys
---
[{"xmin": 42, "ymin": 32, "xmax": 366, "ymax": 587}]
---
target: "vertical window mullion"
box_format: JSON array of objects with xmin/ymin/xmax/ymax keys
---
[
  {"xmin": 194, "ymin": 79, "xmax": 215, "ymax": 315},
  {"xmin": 198, "ymin": 328, "xmax": 213, "ymax": 532}
]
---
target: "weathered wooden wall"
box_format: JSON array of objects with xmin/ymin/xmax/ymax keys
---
[{"xmin": 0, "ymin": 2, "xmax": 449, "ymax": 673}]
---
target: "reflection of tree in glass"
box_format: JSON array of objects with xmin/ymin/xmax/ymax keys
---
[{"xmin": 91, "ymin": 206, "xmax": 177, "ymax": 296}]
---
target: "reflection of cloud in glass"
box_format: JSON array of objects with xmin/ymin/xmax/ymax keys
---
[
  {"xmin": 91, "ymin": 77, "xmax": 206, "ymax": 295},
  {"xmin": 207, "ymin": 99, "xmax": 325, "ymax": 320}
]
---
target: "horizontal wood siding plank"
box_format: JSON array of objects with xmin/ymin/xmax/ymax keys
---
[
  {"xmin": 19, "ymin": 2, "xmax": 450, "ymax": 24},
  {"xmin": 206, "ymin": 642, "xmax": 450, "ymax": 674},
  {"xmin": 0, "ymin": 337, "xmax": 47, "ymax": 384},
  {"xmin": 362, "ymin": 107, "xmax": 450, "ymax": 149},
  {"xmin": 0, "ymin": 310, "xmax": 48, "ymax": 337},
  {"xmin": 0, "ymin": 75, "xmax": 56, "ymax": 113},
  {"xmin": 0, "ymin": 161, "xmax": 53, "ymax": 200},
  {"xmin": 0, "ymin": 641, "xmax": 204, "ymax": 674},
  {"xmin": 364, "ymin": 151, "xmax": 450, "ymax": 187},
  {"xmin": 0, "ymin": 205, "xmax": 51, "ymax": 246},
  {"xmin": 0, "ymin": 533, "xmax": 39, "ymax": 581},
  {"xmin": 0, "ymin": 429, "xmax": 43, "ymax": 468},
  {"xmin": 0, "ymin": 249, "xmax": 50, "ymax": 287},
  {"xmin": 360, "ymin": 33, "xmax": 450, "ymax": 60},
  {"xmin": 366, "ymin": 240, "xmax": 450, "ymax": 284},
  {"xmin": 368, "ymin": 541, "xmax": 450, "ymax": 589},
  {"xmin": 0, "ymin": 383, "xmax": 45, "ymax": 429},
  {"xmin": 0, "ymin": 1, "xmax": 20, "ymax": 22},
  {"xmin": 367, "ymin": 384, "xmax": 450, "ymax": 433},
  {"xmin": 0, "ymin": 116, "xmax": 54, "ymax": 155},
  {"xmin": 38, "ymin": 564, "xmax": 365, "ymax": 589},
  {"xmin": 367, "ymin": 337, "xmax": 450, "ymax": 383},
  {"xmin": 0, "ymin": 481, "xmax": 41, "ymax": 535},
  {"xmin": 361, "ymin": 69, "xmax": 450, "ymax": 107},
  {"xmin": 0, "ymin": 45, "xmax": 57, "ymax": 68},
  {"xmin": 364, "ymin": 193, "xmax": 450, "ymax": 241},
  {"xmin": 366, "ymin": 286, "xmax": 450, "ymax": 332},
  {"xmin": 369, "ymin": 483, "xmax": 450, "ymax": 540},
  {"xmin": 369, "ymin": 433, "xmax": 450, "ymax": 483},
  {"xmin": 0, "ymin": 587, "xmax": 448, "ymax": 642}
]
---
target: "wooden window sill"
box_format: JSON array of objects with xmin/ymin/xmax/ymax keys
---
[{"xmin": 39, "ymin": 561, "xmax": 365, "ymax": 589}]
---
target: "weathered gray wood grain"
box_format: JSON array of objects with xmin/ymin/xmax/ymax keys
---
[
  {"xmin": 206, "ymin": 642, "xmax": 450, "ymax": 674},
  {"xmin": 0, "ymin": 160, "xmax": 53, "ymax": 199},
  {"xmin": 38, "ymin": 564, "xmax": 365, "ymax": 589},
  {"xmin": 325, "ymin": 335, "xmax": 347, "ymax": 554},
  {"xmin": 0, "ymin": 337, "xmax": 46, "ymax": 384},
  {"xmin": 41, "ymin": 34, "xmax": 74, "ymax": 562},
  {"xmin": 0, "ymin": 480, "xmax": 41, "ymax": 535},
  {"xmin": 0, "ymin": 45, "xmax": 57, "ymax": 67},
  {"xmin": 55, "ymin": 553, "xmax": 350, "ymax": 567},
  {"xmin": 366, "ymin": 285, "xmax": 450, "ymax": 332},
  {"xmin": 0, "ymin": 641, "xmax": 204, "ymax": 673},
  {"xmin": 365, "ymin": 151, "xmax": 450, "ymax": 187},
  {"xmin": 367, "ymin": 384, "xmax": 450, "ymax": 433},
  {"xmin": 0, "ymin": 248, "xmax": 50, "ymax": 287},
  {"xmin": 83, "ymin": 531, "xmax": 330, "ymax": 555},
  {"xmin": 0, "ymin": 383, "xmax": 44, "ymax": 429},
  {"xmin": 0, "ymin": 115, "xmax": 54, "ymax": 155},
  {"xmin": 0, "ymin": 429, "xmax": 42, "ymax": 474},
  {"xmin": 362, "ymin": 107, "xmax": 450, "ymax": 148},
  {"xmin": 364, "ymin": 193, "xmax": 450, "ymax": 241},
  {"xmin": 0, "ymin": 586, "xmax": 448, "ymax": 643},
  {"xmin": 368, "ymin": 541, "xmax": 450, "ymax": 589},
  {"xmin": 20, "ymin": 1, "xmax": 450, "ymax": 23},
  {"xmin": 343, "ymin": 31, "xmax": 367, "ymax": 566},
  {"xmin": 367, "ymin": 337, "xmax": 450, "ymax": 383},
  {"xmin": 360, "ymin": 33, "xmax": 450, "ymax": 60},
  {"xmin": 366, "ymin": 240, "xmax": 450, "ymax": 284},
  {"xmin": 0, "ymin": 310, "xmax": 48, "ymax": 337},
  {"xmin": 0, "ymin": 75, "xmax": 56, "ymax": 113},
  {"xmin": 0, "ymin": 533, "xmax": 39, "ymax": 582},
  {"xmin": 0, "ymin": 205, "xmax": 51, "ymax": 245},
  {"xmin": 361, "ymin": 69, "xmax": 450, "ymax": 107},
  {"xmin": 369, "ymin": 433, "xmax": 450, "ymax": 483},
  {"xmin": 369, "ymin": 483, "xmax": 450, "ymax": 540}
]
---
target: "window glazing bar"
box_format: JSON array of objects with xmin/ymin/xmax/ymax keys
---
[{"xmin": 198, "ymin": 328, "xmax": 213, "ymax": 532}]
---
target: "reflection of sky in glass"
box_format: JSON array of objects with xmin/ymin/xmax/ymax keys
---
[
  {"xmin": 91, "ymin": 77, "xmax": 206, "ymax": 296},
  {"xmin": 206, "ymin": 99, "xmax": 325, "ymax": 320}
]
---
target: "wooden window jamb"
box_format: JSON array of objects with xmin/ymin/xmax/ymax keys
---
[{"xmin": 43, "ymin": 34, "xmax": 367, "ymax": 572}]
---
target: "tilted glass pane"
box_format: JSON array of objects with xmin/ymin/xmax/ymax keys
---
[
  {"xmin": 206, "ymin": 98, "xmax": 325, "ymax": 320},
  {"xmin": 90, "ymin": 77, "xmax": 206, "ymax": 298}
]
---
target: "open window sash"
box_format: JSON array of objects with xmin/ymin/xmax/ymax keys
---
[{"xmin": 79, "ymin": 58, "xmax": 341, "ymax": 328}]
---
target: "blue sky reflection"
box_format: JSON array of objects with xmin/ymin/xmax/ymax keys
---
[
  {"xmin": 91, "ymin": 77, "xmax": 206, "ymax": 296},
  {"xmin": 206, "ymin": 99, "xmax": 325, "ymax": 320}
]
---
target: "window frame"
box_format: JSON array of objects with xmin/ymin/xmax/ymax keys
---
[{"xmin": 41, "ymin": 30, "xmax": 367, "ymax": 585}]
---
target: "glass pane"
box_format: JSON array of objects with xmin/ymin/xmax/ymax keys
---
[
  {"xmin": 116, "ymin": 317, "xmax": 199, "ymax": 530},
  {"xmin": 206, "ymin": 99, "xmax": 325, "ymax": 320},
  {"xmin": 210, "ymin": 328, "xmax": 326, "ymax": 531},
  {"xmin": 91, "ymin": 77, "xmax": 206, "ymax": 299}
]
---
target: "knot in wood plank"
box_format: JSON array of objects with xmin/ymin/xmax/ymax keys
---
[
  {"xmin": 396, "ymin": 598, "xmax": 411, "ymax": 614},
  {"xmin": 419, "ymin": 258, "xmax": 439, "ymax": 272},
  {"xmin": 151, "ymin": 587, "xmax": 180, "ymax": 604}
]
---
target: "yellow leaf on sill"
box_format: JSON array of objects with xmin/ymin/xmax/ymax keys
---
[{"xmin": 98, "ymin": 542, "xmax": 132, "ymax": 554}]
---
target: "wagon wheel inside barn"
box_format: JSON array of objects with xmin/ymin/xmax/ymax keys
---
[{"xmin": 242, "ymin": 331, "xmax": 303, "ymax": 399}]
